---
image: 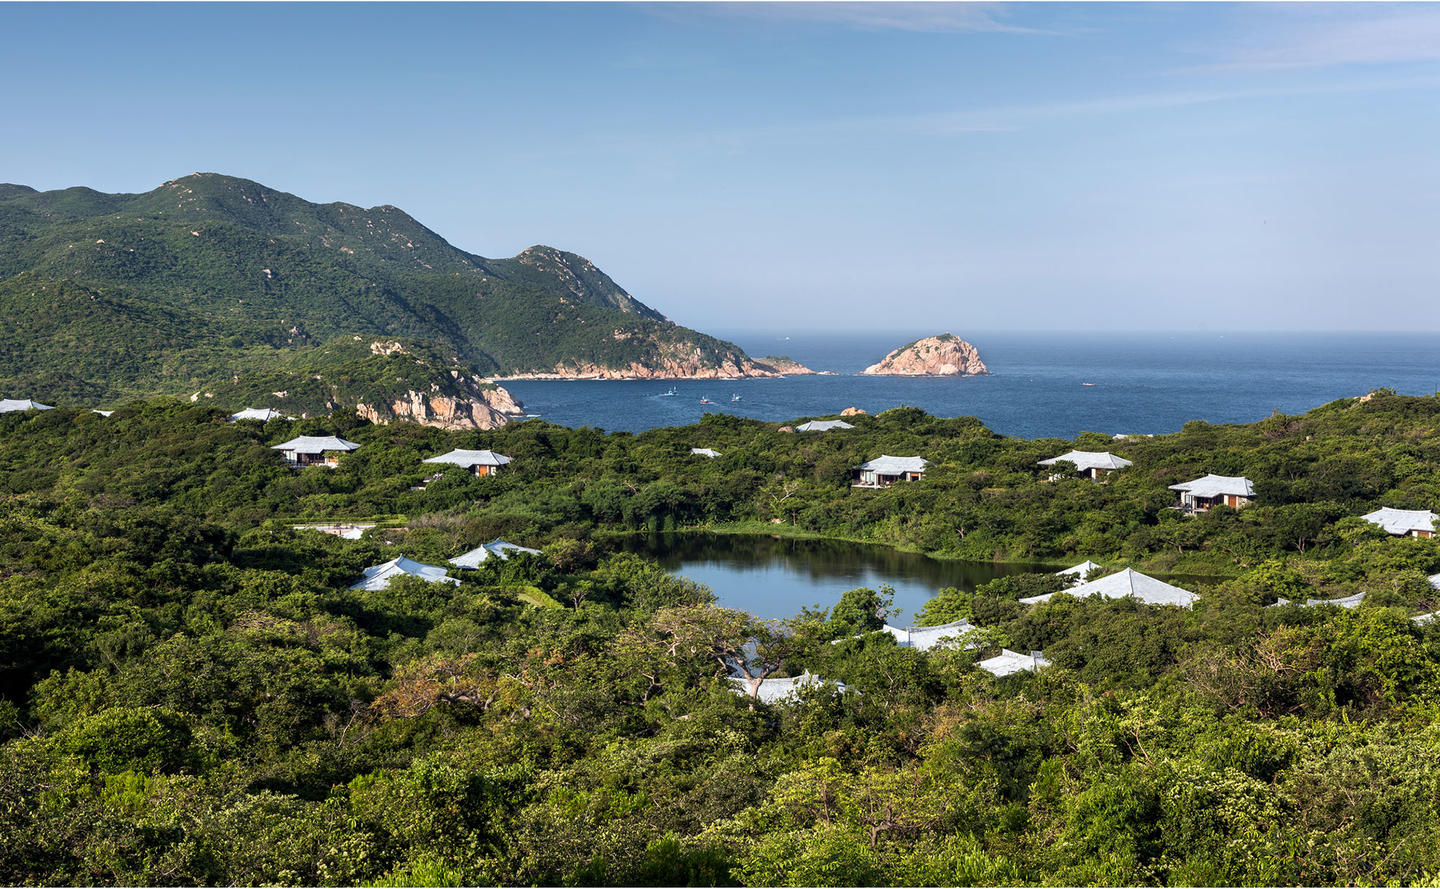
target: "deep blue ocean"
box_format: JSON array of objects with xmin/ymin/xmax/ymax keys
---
[{"xmin": 500, "ymin": 331, "xmax": 1440, "ymax": 440}]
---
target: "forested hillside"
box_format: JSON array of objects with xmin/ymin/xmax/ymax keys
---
[
  {"xmin": 2, "ymin": 392, "xmax": 1439, "ymax": 885},
  {"xmin": 0, "ymin": 173, "xmax": 782, "ymax": 408}
]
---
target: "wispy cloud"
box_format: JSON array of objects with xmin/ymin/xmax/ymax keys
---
[
  {"xmin": 651, "ymin": 2, "xmax": 1054, "ymax": 35},
  {"xmin": 1196, "ymin": 6, "xmax": 1440, "ymax": 72}
]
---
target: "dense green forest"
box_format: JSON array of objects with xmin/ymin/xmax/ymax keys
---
[
  {"xmin": 2, "ymin": 391, "xmax": 1439, "ymax": 885},
  {"xmin": 0, "ymin": 173, "xmax": 775, "ymax": 407}
]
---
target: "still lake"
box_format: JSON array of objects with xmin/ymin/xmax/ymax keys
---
[{"xmin": 610, "ymin": 533, "xmax": 1040, "ymax": 624}]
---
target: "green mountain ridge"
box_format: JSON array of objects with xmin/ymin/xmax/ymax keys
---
[{"xmin": 0, "ymin": 173, "xmax": 778, "ymax": 410}]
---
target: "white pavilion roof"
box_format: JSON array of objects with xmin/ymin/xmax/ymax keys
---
[
  {"xmin": 795, "ymin": 419, "xmax": 854, "ymax": 432},
  {"xmin": 858, "ymin": 455, "xmax": 928, "ymax": 475},
  {"xmin": 729, "ymin": 671, "xmax": 848, "ymax": 703},
  {"xmin": 422, "ymin": 448, "xmax": 512, "ymax": 468},
  {"xmin": 977, "ymin": 649, "xmax": 1051, "ymax": 677},
  {"xmin": 0, "ymin": 399, "xmax": 53, "ymax": 413},
  {"xmin": 1361, "ymin": 507, "xmax": 1438, "ymax": 536},
  {"xmin": 1021, "ymin": 568, "xmax": 1198, "ymax": 608},
  {"xmin": 449, "ymin": 539, "xmax": 541, "ymax": 568},
  {"xmin": 1414, "ymin": 611, "xmax": 1437, "ymax": 625},
  {"xmin": 1056, "ymin": 560, "xmax": 1103, "ymax": 585},
  {"xmin": 229, "ymin": 408, "xmax": 292, "ymax": 422},
  {"xmin": 690, "ymin": 447, "xmax": 721, "ymax": 458},
  {"xmin": 1169, "ymin": 474, "xmax": 1255, "ymax": 498},
  {"xmin": 1038, "ymin": 450, "xmax": 1133, "ymax": 471},
  {"xmin": 271, "ymin": 435, "xmax": 361, "ymax": 454},
  {"xmin": 349, "ymin": 556, "xmax": 459, "ymax": 591},
  {"xmin": 882, "ymin": 619, "xmax": 976, "ymax": 651},
  {"xmin": 1273, "ymin": 592, "xmax": 1366, "ymax": 610}
]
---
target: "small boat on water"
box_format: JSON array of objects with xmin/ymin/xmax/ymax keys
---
[
  {"xmin": 731, "ymin": 393, "xmax": 742, "ymax": 402},
  {"xmin": 1081, "ymin": 382, "xmax": 1097, "ymax": 387},
  {"xmin": 657, "ymin": 386, "xmax": 678, "ymax": 397},
  {"xmin": 699, "ymin": 396, "xmax": 713, "ymax": 405}
]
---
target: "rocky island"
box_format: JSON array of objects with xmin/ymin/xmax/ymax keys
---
[{"xmin": 860, "ymin": 333, "xmax": 988, "ymax": 376}]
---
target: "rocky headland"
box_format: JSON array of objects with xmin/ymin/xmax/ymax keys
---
[
  {"xmin": 860, "ymin": 334, "xmax": 988, "ymax": 376},
  {"xmin": 493, "ymin": 352, "xmax": 814, "ymax": 380}
]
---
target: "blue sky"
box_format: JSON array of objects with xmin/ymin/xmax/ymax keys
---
[{"xmin": 3, "ymin": 2, "xmax": 1439, "ymax": 332}]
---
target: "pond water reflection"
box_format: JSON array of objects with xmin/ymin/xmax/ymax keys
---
[{"xmin": 610, "ymin": 532, "xmax": 1043, "ymax": 624}]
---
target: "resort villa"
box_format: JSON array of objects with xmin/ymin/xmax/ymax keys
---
[
  {"xmin": 977, "ymin": 649, "xmax": 1051, "ymax": 677},
  {"xmin": 729, "ymin": 671, "xmax": 848, "ymax": 703},
  {"xmin": 794, "ymin": 419, "xmax": 854, "ymax": 432},
  {"xmin": 690, "ymin": 447, "xmax": 721, "ymax": 458},
  {"xmin": 1169, "ymin": 474, "xmax": 1255, "ymax": 512},
  {"xmin": 229, "ymin": 408, "xmax": 294, "ymax": 422},
  {"xmin": 882, "ymin": 619, "xmax": 977, "ymax": 651},
  {"xmin": 1020, "ymin": 567, "xmax": 1199, "ymax": 608},
  {"xmin": 1361, "ymin": 507, "xmax": 1438, "ymax": 538},
  {"xmin": 0, "ymin": 399, "xmax": 53, "ymax": 413},
  {"xmin": 422, "ymin": 448, "xmax": 512, "ymax": 477},
  {"xmin": 449, "ymin": 539, "xmax": 542, "ymax": 568},
  {"xmin": 349, "ymin": 556, "xmax": 460, "ymax": 591},
  {"xmin": 1038, "ymin": 450, "xmax": 1133, "ymax": 480},
  {"xmin": 271, "ymin": 435, "xmax": 361, "ymax": 467},
  {"xmin": 853, "ymin": 455, "xmax": 928, "ymax": 487}
]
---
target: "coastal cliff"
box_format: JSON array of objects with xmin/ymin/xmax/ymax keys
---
[
  {"xmin": 495, "ymin": 349, "xmax": 813, "ymax": 380},
  {"xmin": 860, "ymin": 334, "xmax": 988, "ymax": 376}
]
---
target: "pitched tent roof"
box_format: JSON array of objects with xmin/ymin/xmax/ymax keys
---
[
  {"xmin": 1429, "ymin": 572, "xmax": 1440, "ymax": 591},
  {"xmin": 0, "ymin": 399, "xmax": 53, "ymax": 413},
  {"xmin": 883, "ymin": 619, "xmax": 976, "ymax": 651},
  {"xmin": 1361, "ymin": 507, "xmax": 1438, "ymax": 536},
  {"xmin": 449, "ymin": 539, "xmax": 542, "ymax": 568},
  {"xmin": 1414, "ymin": 611, "xmax": 1438, "ymax": 625},
  {"xmin": 690, "ymin": 447, "xmax": 721, "ymax": 458},
  {"xmin": 271, "ymin": 435, "xmax": 361, "ymax": 454},
  {"xmin": 422, "ymin": 448, "xmax": 512, "ymax": 469},
  {"xmin": 729, "ymin": 671, "xmax": 849, "ymax": 703},
  {"xmin": 1273, "ymin": 592, "xmax": 1366, "ymax": 609},
  {"xmin": 978, "ymin": 649, "xmax": 1051, "ymax": 677},
  {"xmin": 349, "ymin": 556, "xmax": 459, "ymax": 591},
  {"xmin": 1056, "ymin": 560, "xmax": 1103, "ymax": 584},
  {"xmin": 1038, "ymin": 450, "xmax": 1133, "ymax": 472},
  {"xmin": 230, "ymin": 408, "xmax": 292, "ymax": 422},
  {"xmin": 795, "ymin": 419, "xmax": 854, "ymax": 432},
  {"xmin": 1169, "ymin": 474, "xmax": 1255, "ymax": 499},
  {"xmin": 1021, "ymin": 568, "xmax": 1198, "ymax": 608},
  {"xmin": 858, "ymin": 455, "xmax": 928, "ymax": 475},
  {"xmin": 92, "ymin": 410, "xmax": 114, "ymax": 417}
]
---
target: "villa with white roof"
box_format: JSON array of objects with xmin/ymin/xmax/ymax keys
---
[
  {"xmin": 1020, "ymin": 567, "xmax": 1198, "ymax": 608},
  {"xmin": 422, "ymin": 448, "xmax": 512, "ymax": 477},
  {"xmin": 795, "ymin": 419, "xmax": 854, "ymax": 432},
  {"xmin": 730, "ymin": 670, "xmax": 848, "ymax": 703},
  {"xmin": 449, "ymin": 539, "xmax": 542, "ymax": 568},
  {"xmin": 1038, "ymin": 450, "xmax": 1132, "ymax": 480},
  {"xmin": 853, "ymin": 455, "xmax": 928, "ymax": 487},
  {"xmin": 1170, "ymin": 474, "xmax": 1254, "ymax": 512},
  {"xmin": 1361, "ymin": 507, "xmax": 1438, "ymax": 538},
  {"xmin": 0, "ymin": 398, "xmax": 53, "ymax": 413},
  {"xmin": 882, "ymin": 619, "xmax": 976, "ymax": 651},
  {"xmin": 977, "ymin": 649, "xmax": 1051, "ymax": 678},
  {"xmin": 350, "ymin": 556, "xmax": 460, "ymax": 591},
  {"xmin": 690, "ymin": 447, "xmax": 721, "ymax": 458},
  {"xmin": 229, "ymin": 408, "xmax": 293, "ymax": 422},
  {"xmin": 271, "ymin": 435, "xmax": 361, "ymax": 467}
]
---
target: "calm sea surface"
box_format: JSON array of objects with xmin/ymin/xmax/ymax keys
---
[
  {"xmin": 611, "ymin": 533, "xmax": 1040, "ymax": 624},
  {"xmin": 501, "ymin": 331, "xmax": 1440, "ymax": 439}
]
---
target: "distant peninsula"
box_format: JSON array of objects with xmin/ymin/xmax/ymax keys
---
[
  {"xmin": 860, "ymin": 333, "xmax": 989, "ymax": 376},
  {"xmin": 0, "ymin": 173, "xmax": 811, "ymax": 426}
]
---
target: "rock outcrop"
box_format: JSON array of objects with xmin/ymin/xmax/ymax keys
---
[
  {"xmin": 860, "ymin": 334, "xmax": 988, "ymax": 377},
  {"xmin": 356, "ymin": 378, "xmax": 524, "ymax": 431},
  {"xmin": 841, "ymin": 406, "xmax": 867, "ymax": 416}
]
